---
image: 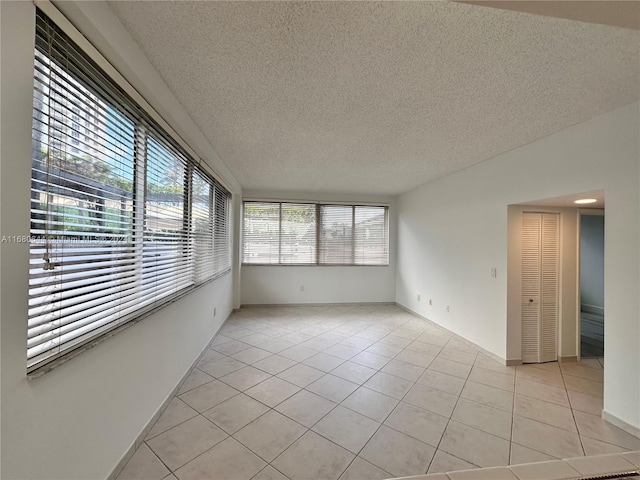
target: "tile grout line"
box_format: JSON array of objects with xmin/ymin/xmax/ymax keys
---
[
  {"xmin": 220, "ymin": 311, "xmax": 365, "ymax": 478},
  {"xmin": 562, "ymin": 368, "xmax": 585, "ymax": 457},
  {"xmin": 559, "ymin": 360, "xmax": 602, "ymax": 458},
  {"xmin": 212, "ymin": 312, "xmax": 416, "ymax": 475},
  {"xmin": 509, "ymin": 361, "xmax": 516, "ymax": 465},
  {"xmin": 424, "ymin": 347, "xmax": 476, "ymax": 475},
  {"xmin": 119, "ymin": 306, "xmax": 619, "ymax": 480},
  {"xmin": 280, "ymin": 316, "xmax": 477, "ymax": 476},
  {"xmin": 234, "ymin": 312, "xmax": 398, "ymax": 478},
  {"xmin": 298, "ymin": 318, "xmax": 435, "ymax": 478},
  {"xmin": 295, "ymin": 321, "xmax": 421, "ymax": 479},
  {"xmin": 259, "ymin": 332, "xmax": 394, "ymax": 478},
  {"xmin": 263, "ymin": 317, "xmax": 439, "ymax": 478}
]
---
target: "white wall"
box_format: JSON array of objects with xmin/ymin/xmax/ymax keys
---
[
  {"xmin": 241, "ymin": 190, "xmax": 397, "ymax": 305},
  {"xmin": 396, "ymin": 101, "xmax": 639, "ymax": 432},
  {"xmin": 0, "ymin": 2, "xmax": 241, "ymax": 479},
  {"xmin": 243, "ymin": 265, "xmax": 395, "ymax": 304}
]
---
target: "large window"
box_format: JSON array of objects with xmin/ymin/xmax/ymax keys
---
[
  {"xmin": 243, "ymin": 202, "xmax": 388, "ymax": 266},
  {"xmin": 28, "ymin": 9, "xmax": 231, "ymax": 373},
  {"xmin": 242, "ymin": 202, "xmax": 316, "ymax": 264}
]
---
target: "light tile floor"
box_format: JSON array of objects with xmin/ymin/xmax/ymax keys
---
[{"xmin": 116, "ymin": 304, "xmax": 639, "ymax": 480}]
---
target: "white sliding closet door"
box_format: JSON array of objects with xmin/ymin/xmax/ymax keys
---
[{"xmin": 521, "ymin": 212, "xmax": 560, "ymax": 363}]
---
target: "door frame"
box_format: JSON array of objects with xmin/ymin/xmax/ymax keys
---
[{"xmin": 507, "ymin": 205, "xmax": 580, "ymax": 364}]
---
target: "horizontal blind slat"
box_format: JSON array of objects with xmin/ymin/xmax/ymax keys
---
[
  {"xmin": 243, "ymin": 202, "xmax": 388, "ymax": 266},
  {"xmin": 28, "ymin": 9, "xmax": 232, "ymax": 373}
]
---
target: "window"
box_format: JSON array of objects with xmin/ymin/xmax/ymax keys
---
[
  {"xmin": 319, "ymin": 205, "xmax": 389, "ymax": 265},
  {"xmin": 28, "ymin": 9, "xmax": 232, "ymax": 373},
  {"xmin": 242, "ymin": 202, "xmax": 316, "ymax": 264},
  {"xmin": 242, "ymin": 202, "xmax": 388, "ymax": 266}
]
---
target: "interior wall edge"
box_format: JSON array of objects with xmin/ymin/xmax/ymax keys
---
[
  {"xmin": 395, "ymin": 303, "xmax": 509, "ymax": 366},
  {"xmin": 602, "ymin": 410, "xmax": 640, "ymax": 440}
]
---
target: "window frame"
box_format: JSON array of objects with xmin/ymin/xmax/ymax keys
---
[
  {"xmin": 242, "ymin": 201, "xmax": 389, "ymax": 267},
  {"xmin": 27, "ymin": 7, "xmax": 232, "ymax": 375},
  {"xmin": 242, "ymin": 201, "xmax": 318, "ymax": 266}
]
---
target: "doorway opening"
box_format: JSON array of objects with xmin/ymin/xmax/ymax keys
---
[
  {"xmin": 579, "ymin": 210, "xmax": 605, "ymax": 358},
  {"xmin": 506, "ymin": 189, "xmax": 604, "ymax": 365}
]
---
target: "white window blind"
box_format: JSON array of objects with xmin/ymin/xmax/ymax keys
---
[
  {"xmin": 242, "ymin": 202, "xmax": 316, "ymax": 265},
  {"xmin": 243, "ymin": 202, "xmax": 280, "ymax": 264},
  {"xmin": 192, "ymin": 170, "xmax": 214, "ymax": 285},
  {"xmin": 319, "ymin": 205, "xmax": 388, "ymax": 265},
  {"xmin": 213, "ymin": 184, "xmax": 232, "ymax": 275},
  {"xmin": 281, "ymin": 203, "xmax": 316, "ymax": 264},
  {"xmin": 319, "ymin": 205, "xmax": 353, "ymax": 265},
  {"xmin": 242, "ymin": 202, "xmax": 388, "ymax": 266},
  {"xmin": 354, "ymin": 205, "xmax": 389, "ymax": 265},
  {"xmin": 28, "ymin": 9, "xmax": 231, "ymax": 373},
  {"xmin": 142, "ymin": 136, "xmax": 191, "ymax": 303}
]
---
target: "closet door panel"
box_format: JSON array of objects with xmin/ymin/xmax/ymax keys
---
[{"xmin": 521, "ymin": 212, "xmax": 559, "ymax": 363}]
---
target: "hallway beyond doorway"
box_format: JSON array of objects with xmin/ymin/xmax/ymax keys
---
[{"xmin": 581, "ymin": 310, "xmax": 604, "ymax": 357}]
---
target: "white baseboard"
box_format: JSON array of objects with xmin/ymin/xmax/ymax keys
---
[
  {"xmin": 602, "ymin": 410, "xmax": 640, "ymax": 439},
  {"xmin": 559, "ymin": 355, "xmax": 578, "ymax": 363},
  {"xmin": 239, "ymin": 301, "xmax": 395, "ymax": 308},
  {"xmin": 395, "ymin": 303, "xmax": 515, "ymax": 366},
  {"xmin": 107, "ymin": 312, "xmax": 231, "ymax": 480}
]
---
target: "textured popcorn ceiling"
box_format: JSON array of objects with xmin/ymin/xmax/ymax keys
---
[{"xmin": 108, "ymin": 1, "xmax": 639, "ymax": 195}]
